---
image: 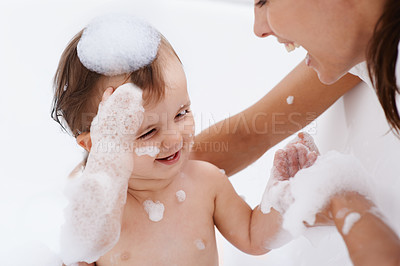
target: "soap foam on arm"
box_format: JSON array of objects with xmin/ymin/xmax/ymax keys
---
[
  {"xmin": 342, "ymin": 212, "xmax": 361, "ymax": 235},
  {"xmin": 60, "ymin": 84, "xmax": 144, "ymax": 264}
]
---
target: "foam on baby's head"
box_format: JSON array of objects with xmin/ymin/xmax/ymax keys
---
[
  {"xmin": 77, "ymin": 14, "xmax": 161, "ymax": 76},
  {"xmin": 52, "ymin": 14, "xmax": 180, "ymax": 137}
]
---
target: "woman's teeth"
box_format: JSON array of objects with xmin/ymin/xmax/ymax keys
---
[{"xmin": 285, "ymin": 42, "xmax": 300, "ymax": 53}]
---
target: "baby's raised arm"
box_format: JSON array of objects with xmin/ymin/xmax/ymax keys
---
[
  {"xmin": 211, "ymin": 166, "xmax": 291, "ymax": 255},
  {"xmin": 60, "ymin": 84, "xmax": 144, "ymax": 265},
  {"xmin": 212, "ymin": 133, "xmax": 328, "ymax": 255}
]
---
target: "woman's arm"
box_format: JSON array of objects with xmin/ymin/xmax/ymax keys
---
[
  {"xmin": 330, "ymin": 192, "xmax": 400, "ymax": 266},
  {"xmin": 267, "ymin": 136, "xmax": 400, "ymax": 266},
  {"xmin": 190, "ymin": 61, "xmax": 361, "ymax": 176}
]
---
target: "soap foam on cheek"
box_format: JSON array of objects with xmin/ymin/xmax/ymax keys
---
[
  {"xmin": 135, "ymin": 146, "xmax": 160, "ymax": 157},
  {"xmin": 60, "ymin": 83, "xmax": 145, "ymax": 264}
]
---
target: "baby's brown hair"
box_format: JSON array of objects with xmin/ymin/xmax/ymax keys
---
[{"xmin": 51, "ymin": 29, "xmax": 180, "ymax": 137}]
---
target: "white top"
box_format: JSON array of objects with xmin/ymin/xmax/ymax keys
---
[
  {"xmin": 343, "ymin": 41, "xmax": 400, "ymax": 239},
  {"xmin": 349, "ymin": 41, "xmax": 400, "ymax": 89}
]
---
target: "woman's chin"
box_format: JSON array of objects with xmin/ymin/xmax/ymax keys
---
[{"xmin": 314, "ymin": 67, "xmax": 346, "ymax": 85}]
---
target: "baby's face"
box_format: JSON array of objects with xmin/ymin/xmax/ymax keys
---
[{"xmin": 130, "ymin": 57, "xmax": 194, "ymax": 181}]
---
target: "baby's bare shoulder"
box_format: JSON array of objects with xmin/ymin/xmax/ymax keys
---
[{"xmin": 184, "ymin": 160, "xmax": 228, "ymax": 186}]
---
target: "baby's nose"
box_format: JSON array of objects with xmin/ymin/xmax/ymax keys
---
[{"xmin": 161, "ymin": 131, "xmax": 183, "ymax": 152}]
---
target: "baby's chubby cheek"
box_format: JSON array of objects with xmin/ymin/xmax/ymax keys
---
[{"xmin": 129, "ymin": 143, "xmax": 160, "ymax": 175}]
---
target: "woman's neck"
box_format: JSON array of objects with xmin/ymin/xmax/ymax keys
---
[{"xmin": 353, "ymin": 0, "xmax": 387, "ymax": 62}]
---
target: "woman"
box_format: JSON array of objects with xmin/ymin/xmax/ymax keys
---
[{"xmin": 191, "ymin": 0, "xmax": 400, "ymax": 265}]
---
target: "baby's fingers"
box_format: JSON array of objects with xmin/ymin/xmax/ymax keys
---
[
  {"xmin": 272, "ymin": 149, "xmax": 290, "ymax": 181},
  {"xmin": 297, "ymin": 132, "xmax": 320, "ymax": 155},
  {"xmin": 286, "ymin": 145, "xmax": 300, "ymax": 177},
  {"xmin": 101, "ymin": 87, "xmax": 114, "ymax": 103},
  {"xmin": 296, "ymin": 143, "xmax": 318, "ymax": 169},
  {"xmin": 305, "ymin": 151, "xmax": 318, "ymax": 168}
]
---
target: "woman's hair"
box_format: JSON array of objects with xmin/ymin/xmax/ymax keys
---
[
  {"xmin": 367, "ymin": 0, "xmax": 400, "ymax": 136},
  {"xmin": 51, "ymin": 30, "xmax": 180, "ymax": 137}
]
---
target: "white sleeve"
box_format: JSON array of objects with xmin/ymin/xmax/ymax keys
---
[{"xmin": 348, "ymin": 61, "xmax": 373, "ymax": 88}]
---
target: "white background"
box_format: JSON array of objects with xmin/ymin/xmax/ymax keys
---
[{"xmin": 1, "ymin": 0, "xmax": 399, "ymax": 265}]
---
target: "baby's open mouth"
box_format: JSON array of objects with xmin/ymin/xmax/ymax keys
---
[{"xmin": 155, "ymin": 150, "xmax": 181, "ymax": 165}]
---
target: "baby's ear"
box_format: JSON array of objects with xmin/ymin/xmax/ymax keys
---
[{"xmin": 76, "ymin": 132, "xmax": 92, "ymax": 152}]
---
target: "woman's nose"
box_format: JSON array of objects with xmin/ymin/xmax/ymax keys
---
[{"xmin": 253, "ymin": 7, "xmax": 273, "ymax": 38}]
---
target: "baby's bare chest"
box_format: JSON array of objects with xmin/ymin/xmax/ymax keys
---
[{"xmin": 97, "ymin": 184, "xmax": 219, "ymax": 265}]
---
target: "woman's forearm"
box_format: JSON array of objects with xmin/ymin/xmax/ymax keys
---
[
  {"xmin": 330, "ymin": 192, "xmax": 400, "ymax": 266},
  {"xmin": 191, "ymin": 61, "xmax": 361, "ymax": 176}
]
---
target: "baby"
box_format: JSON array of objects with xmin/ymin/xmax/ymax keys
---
[{"xmin": 53, "ymin": 15, "xmax": 323, "ymax": 266}]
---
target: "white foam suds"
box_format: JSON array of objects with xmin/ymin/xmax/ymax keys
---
[
  {"xmin": 286, "ymin": 96, "xmax": 294, "ymax": 105},
  {"xmin": 263, "ymin": 228, "xmax": 293, "ymax": 249},
  {"xmin": 175, "ymin": 190, "xmax": 186, "ymax": 202},
  {"xmin": 143, "ymin": 200, "xmax": 165, "ymax": 222},
  {"xmin": 335, "ymin": 208, "xmax": 350, "ymax": 219},
  {"xmin": 60, "ymin": 83, "xmax": 144, "ymax": 264},
  {"xmin": 77, "ymin": 14, "xmax": 161, "ymax": 76},
  {"xmin": 261, "ymin": 151, "xmax": 372, "ymax": 237},
  {"xmin": 194, "ymin": 239, "xmax": 205, "ymax": 250},
  {"xmin": 342, "ymin": 212, "xmax": 361, "ymax": 235},
  {"xmin": 135, "ymin": 146, "xmax": 160, "ymax": 157}
]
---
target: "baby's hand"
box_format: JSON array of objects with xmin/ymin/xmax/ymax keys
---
[
  {"xmin": 270, "ymin": 132, "xmax": 319, "ymax": 183},
  {"xmin": 261, "ymin": 132, "xmax": 319, "ymax": 214},
  {"xmin": 90, "ymin": 83, "xmax": 144, "ymax": 145},
  {"xmin": 283, "ymin": 132, "xmax": 319, "ymax": 178}
]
